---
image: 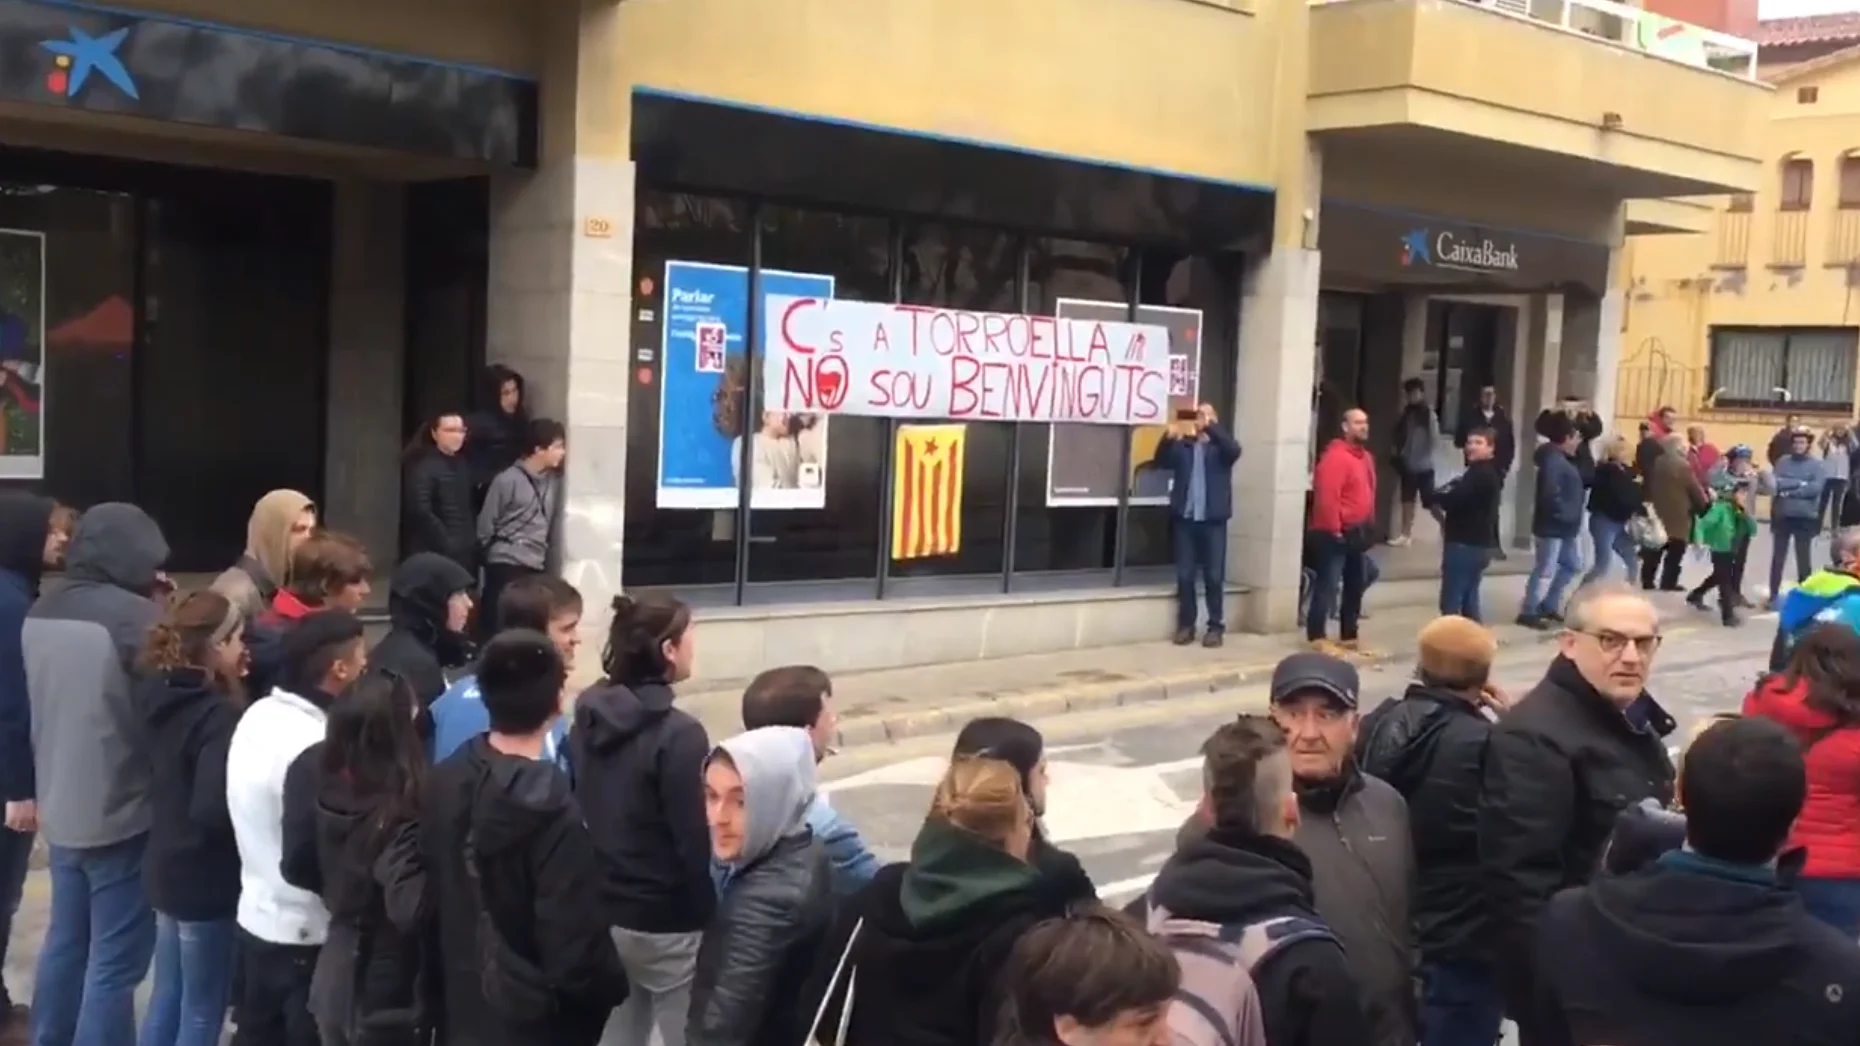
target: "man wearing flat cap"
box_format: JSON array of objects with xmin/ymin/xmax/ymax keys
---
[{"xmin": 1270, "ymin": 651, "xmax": 1417, "ymax": 1046}]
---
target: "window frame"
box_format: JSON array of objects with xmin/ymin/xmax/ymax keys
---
[
  {"xmin": 1707, "ymin": 325, "xmax": 1859, "ymax": 412},
  {"xmin": 1839, "ymin": 154, "xmax": 1860, "ymax": 210},
  {"xmin": 1780, "ymin": 157, "xmax": 1816, "ymax": 213}
]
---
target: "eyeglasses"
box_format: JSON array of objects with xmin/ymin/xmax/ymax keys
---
[{"xmin": 1574, "ymin": 629, "xmax": 1663, "ymax": 658}]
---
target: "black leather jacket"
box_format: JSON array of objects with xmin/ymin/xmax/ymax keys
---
[{"xmin": 688, "ymin": 834, "xmax": 833, "ymax": 1046}]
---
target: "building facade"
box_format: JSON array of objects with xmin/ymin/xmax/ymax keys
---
[
  {"xmin": 0, "ymin": 0, "xmax": 1765, "ymax": 679},
  {"xmin": 1617, "ymin": 26, "xmax": 1860, "ymax": 457}
]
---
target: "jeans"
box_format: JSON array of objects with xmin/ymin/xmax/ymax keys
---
[
  {"xmin": 0, "ymin": 826, "xmax": 32, "ymax": 1009},
  {"xmin": 1821, "ymin": 478, "xmax": 1849, "ymax": 531},
  {"xmin": 1305, "ymin": 533, "xmax": 1366, "ymax": 642},
  {"xmin": 231, "ymin": 931, "xmax": 319, "ymax": 1046},
  {"xmin": 1420, "ymin": 959, "xmax": 1505, "ymax": 1046},
  {"xmin": 1171, "ymin": 518, "xmax": 1226, "ymax": 632},
  {"xmin": 601, "ymin": 928, "xmax": 700, "ymax": 1046},
  {"xmin": 1796, "ymin": 877, "xmax": 1860, "ymax": 938},
  {"xmin": 1438, "ymin": 543, "xmax": 1491, "ymax": 622},
  {"xmin": 1770, "ymin": 516, "xmax": 1817, "ymax": 600},
  {"xmin": 1521, "ymin": 535, "xmax": 1583, "ymax": 617},
  {"xmin": 1581, "ymin": 515, "xmax": 1637, "ymax": 584},
  {"xmin": 1639, "ymin": 539, "xmax": 1687, "ymax": 590},
  {"xmin": 32, "ymin": 834, "xmax": 156, "ymax": 1046},
  {"xmin": 138, "ymin": 916, "xmax": 236, "ymax": 1046}
]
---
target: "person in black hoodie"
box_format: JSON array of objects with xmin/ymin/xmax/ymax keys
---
[
  {"xmin": 801, "ymin": 753, "xmax": 1095, "ymax": 1046},
  {"xmin": 136, "ymin": 590, "xmax": 249, "ymax": 1046},
  {"xmin": 464, "ymin": 365, "xmax": 529, "ymax": 505},
  {"xmin": 1535, "ymin": 715, "xmax": 1860, "ymax": 1046},
  {"xmin": 367, "ymin": 552, "xmax": 476, "ymax": 714},
  {"xmin": 568, "ymin": 593, "xmax": 710, "ymax": 1046},
  {"xmin": 1480, "ymin": 582, "xmax": 1675, "ymax": 1046},
  {"xmin": 951, "ymin": 717, "xmax": 1094, "ymax": 892},
  {"xmin": 1428, "ymin": 427, "xmax": 1504, "ymax": 622},
  {"xmin": 1582, "ymin": 435, "xmax": 1644, "ymax": 585},
  {"xmin": 1534, "ymin": 394, "xmax": 1602, "ymax": 488},
  {"xmin": 402, "ymin": 413, "xmax": 478, "ymax": 576},
  {"xmin": 1137, "ymin": 715, "xmax": 1371, "ymax": 1046},
  {"xmin": 308, "ymin": 671, "xmax": 430, "ymax": 1046},
  {"xmin": 1356, "ymin": 616, "xmax": 1506, "ymax": 1046},
  {"xmin": 425, "ymin": 630, "xmax": 627, "ymax": 1046}
]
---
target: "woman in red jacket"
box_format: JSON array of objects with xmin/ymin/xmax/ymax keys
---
[{"xmin": 1743, "ymin": 622, "xmax": 1860, "ymax": 934}]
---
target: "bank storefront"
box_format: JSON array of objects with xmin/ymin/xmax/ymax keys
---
[{"xmin": 608, "ymin": 91, "xmax": 1274, "ymax": 665}]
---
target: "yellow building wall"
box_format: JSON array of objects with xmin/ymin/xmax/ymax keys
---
[
  {"xmin": 1617, "ymin": 56, "xmax": 1860, "ymax": 453},
  {"xmin": 116, "ymin": 0, "xmax": 539, "ymax": 73}
]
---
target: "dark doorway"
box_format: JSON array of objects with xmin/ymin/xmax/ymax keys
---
[{"xmin": 1424, "ymin": 300, "xmax": 1503, "ymax": 429}]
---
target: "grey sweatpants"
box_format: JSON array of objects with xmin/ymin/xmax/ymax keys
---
[{"xmin": 598, "ymin": 927, "xmax": 702, "ymax": 1046}]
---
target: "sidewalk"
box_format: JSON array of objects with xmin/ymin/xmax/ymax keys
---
[{"xmin": 680, "ymin": 570, "xmax": 1570, "ymax": 746}]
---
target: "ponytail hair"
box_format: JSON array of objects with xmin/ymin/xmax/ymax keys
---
[
  {"xmin": 930, "ymin": 755, "xmax": 1029, "ymax": 851},
  {"xmin": 600, "ymin": 593, "xmax": 691, "ymax": 686},
  {"xmin": 139, "ymin": 589, "xmax": 245, "ymax": 702}
]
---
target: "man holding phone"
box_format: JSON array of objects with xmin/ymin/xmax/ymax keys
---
[{"xmin": 1152, "ymin": 402, "xmax": 1242, "ymax": 647}]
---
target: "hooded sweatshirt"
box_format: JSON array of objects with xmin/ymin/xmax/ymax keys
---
[
  {"xmin": 569, "ymin": 678, "xmax": 715, "ymax": 933},
  {"xmin": 0, "ymin": 491, "xmax": 49, "ymax": 804},
  {"xmin": 689, "ymin": 728, "xmax": 833, "ymax": 1046},
  {"xmin": 1535, "ymin": 850, "xmax": 1860, "ymax": 1046},
  {"xmin": 801, "ymin": 816, "xmax": 1096, "ymax": 1046},
  {"xmin": 464, "ymin": 365, "xmax": 529, "ymax": 493},
  {"xmin": 24, "ymin": 502, "xmax": 168, "ymax": 849},
  {"xmin": 423, "ymin": 737, "xmax": 628, "ymax": 1046},
  {"xmin": 141, "ymin": 666, "xmax": 244, "ymax": 921},
  {"xmin": 1771, "ymin": 568, "xmax": 1860, "ymax": 670},
  {"xmin": 367, "ymin": 551, "xmax": 476, "ymax": 711},
  {"xmin": 212, "ymin": 489, "xmax": 313, "ymax": 623}
]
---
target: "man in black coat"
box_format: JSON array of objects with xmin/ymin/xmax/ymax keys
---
[
  {"xmin": 1534, "ymin": 716, "xmax": 1860, "ymax": 1046},
  {"xmin": 1357, "ymin": 615, "xmax": 1507, "ymax": 1046},
  {"xmin": 1478, "ymin": 582, "xmax": 1676, "ymax": 1046},
  {"xmin": 1534, "ymin": 395, "xmax": 1603, "ymax": 488},
  {"xmin": 1457, "ymin": 386, "xmax": 1517, "ymax": 557}
]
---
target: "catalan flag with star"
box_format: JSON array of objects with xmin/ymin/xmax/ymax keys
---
[{"xmin": 892, "ymin": 424, "xmax": 966, "ymax": 560}]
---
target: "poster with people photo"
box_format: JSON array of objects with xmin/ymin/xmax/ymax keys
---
[
  {"xmin": 0, "ymin": 232, "xmax": 45, "ymax": 481},
  {"xmin": 655, "ymin": 260, "xmax": 835, "ymax": 510},
  {"xmin": 1045, "ymin": 299, "xmax": 1202, "ymax": 507}
]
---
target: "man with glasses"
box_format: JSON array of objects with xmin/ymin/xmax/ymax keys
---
[{"xmin": 1479, "ymin": 581, "xmax": 1676, "ymax": 1046}]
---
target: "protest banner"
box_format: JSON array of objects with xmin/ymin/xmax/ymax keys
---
[{"xmin": 762, "ymin": 295, "xmax": 1172, "ymax": 426}]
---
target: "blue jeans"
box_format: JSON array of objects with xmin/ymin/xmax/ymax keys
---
[
  {"xmin": 1796, "ymin": 876, "xmax": 1860, "ymax": 938},
  {"xmin": 1421, "ymin": 960, "xmax": 1505, "ymax": 1046},
  {"xmin": 1770, "ymin": 515, "xmax": 1817, "ymax": 600},
  {"xmin": 1582, "ymin": 515, "xmax": 1636, "ymax": 584},
  {"xmin": 0, "ymin": 826, "xmax": 32, "ymax": 1007},
  {"xmin": 1521, "ymin": 534, "xmax": 1583, "ymax": 617},
  {"xmin": 1306, "ymin": 533, "xmax": 1366, "ymax": 642},
  {"xmin": 138, "ymin": 915, "xmax": 236, "ymax": 1046},
  {"xmin": 1172, "ymin": 518, "xmax": 1226, "ymax": 632},
  {"xmin": 33, "ymin": 834, "xmax": 156, "ymax": 1046},
  {"xmin": 1439, "ymin": 543, "xmax": 1491, "ymax": 622}
]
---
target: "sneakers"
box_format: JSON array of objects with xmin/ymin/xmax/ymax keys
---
[
  {"xmin": 1172, "ymin": 628, "xmax": 1195, "ymax": 646},
  {"xmin": 1388, "ymin": 535, "xmax": 1412, "ymax": 548},
  {"xmin": 1516, "ymin": 613, "xmax": 1552, "ymax": 631},
  {"xmin": 1202, "ymin": 630, "xmax": 1225, "ymax": 649},
  {"xmin": 1309, "ymin": 638, "xmax": 1350, "ymax": 656}
]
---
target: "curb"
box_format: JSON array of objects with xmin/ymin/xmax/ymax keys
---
[{"xmin": 831, "ymin": 626, "xmax": 1566, "ymax": 749}]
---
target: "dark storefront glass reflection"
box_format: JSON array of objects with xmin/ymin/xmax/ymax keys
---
[
  {"xmin": 888, "ymin": 222, "xmax": 1017, "ymax": 590},
  {"xmin": 622, "ymin": 190, "xmax": 751, "ymax": 593},
  {"xmin": 746, "ymin": 207, "xmax": 890, "ymax": 591}
]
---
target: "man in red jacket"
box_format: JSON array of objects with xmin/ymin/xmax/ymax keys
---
[{"xmin": 1307, "ymin": 408, "xmax": 1378, "ymax": 653}]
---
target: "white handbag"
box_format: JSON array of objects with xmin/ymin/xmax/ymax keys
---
[{"xmin": 802, "ymin": 917, "xmax": 862, "ymax": 1046}]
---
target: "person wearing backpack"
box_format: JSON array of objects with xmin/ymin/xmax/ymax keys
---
[
  {"xmin": 1138, "ymin": 715, "xmax": 1371, "ymax": 1046},
  {"xmin": 422, "ymin": 631, "xmax": 627, "ymax": 1046},
  {"xmin": 1356, "ymin": 616, "xmax": 1507, "ymax": 1046}
]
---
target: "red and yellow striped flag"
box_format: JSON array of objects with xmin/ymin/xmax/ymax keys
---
[{"xmin": 892, "ymin": 424, "xmax": 966, "ymax": 560}]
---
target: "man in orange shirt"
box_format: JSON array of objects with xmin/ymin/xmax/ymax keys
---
[{"xmin": 1307, "ymin": 409, "xmax": 1378, "ymax": 654}]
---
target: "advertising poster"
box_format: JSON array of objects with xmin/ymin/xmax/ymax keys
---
[
  {"xmin": 656, "ymin": 260, "xmax": 835, "ymax": 510},
  {"xmin": 892, "ymin": 424, "xmax": 967, "ymax": 560},
  {"xmin": 761, "ymin": 296, "xmax": 1172, "ymax": 424},
  {"xmin": 0, "ymin": 232, "xmax": 45, "ymax": 481},
  {"xmin": 1046, "ymin": 299, "xmax": 1202, "ymax": 507}
]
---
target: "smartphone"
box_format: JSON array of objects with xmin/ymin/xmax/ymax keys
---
[{"xmin": 1176, "ymin": 408, "xmax": 1199, "ymax": 421}]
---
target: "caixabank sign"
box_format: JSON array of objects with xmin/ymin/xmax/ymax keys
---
[
  {"xmin": 1329, "ymin": 202, "xmax": 1608, "ymax": 293},
  {"xmin": 0, "ymin": 0, "xmax": 537, "ymax": 165}
]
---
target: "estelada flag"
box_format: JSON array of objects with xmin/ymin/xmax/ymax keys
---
[{"xmin": 892, "ymin": 424, "xmax": 966, "ymax": 560}]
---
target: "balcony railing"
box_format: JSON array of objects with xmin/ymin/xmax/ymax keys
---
[
  {"xmin": 1772, "ymin": 209, "xmax": 1810, "ymax": 268},
  {"xmin": 1311, "ymin": 0, "xmax": 1759, "ymax": 80},
  {"xmin": 1830, "ymin": 209, "xmax": 1860, "ymax": 267},
  {"xmin": 1713, "ymin": 210, "xmax": 1750, "ymax": 268}
]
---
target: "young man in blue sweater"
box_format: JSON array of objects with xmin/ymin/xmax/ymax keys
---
[{"xmin": 430, "ymin": 574, "xmax": 579, "ymax": 765}]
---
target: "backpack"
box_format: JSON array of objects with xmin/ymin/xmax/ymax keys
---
[
  {"xmin": 459, "ymin": 775, "xmax": 557, "ymax": 1023},
  {"xmin": 1144, "ymin": 902, "xmax": 1337, "ymax": 1046}
]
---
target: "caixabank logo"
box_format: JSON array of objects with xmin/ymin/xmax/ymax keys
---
[
  {"xmin": 1400, "ymin": 228, "xmax": 1520, "ymax": 275},
  {"xmin": 41, "ymin": 25, "xmax": 140, "ymax": 102}
]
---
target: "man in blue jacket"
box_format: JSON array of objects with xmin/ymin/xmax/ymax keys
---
[
  {"xmin": 1764, "ymin": 428, "xmax": 1825, "ymax": 608},
  {"xmin": 1152, "ymin": 402, "xmax": 1242, "ymax": 648},
  {"xmin": 0, "ymin": 493, "xmax": 61, "ymax": 1037},
  {"xmin": 430, "ymin": 573, "xmax": 579, "ymax": 766},
  {"xmin": 1519, "ymin": 418, "xmax": 1586, "ymax": 629},
  {"xmin": 1769, "ymin": 526, "xmax": 1860, "ymax": 671}
]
